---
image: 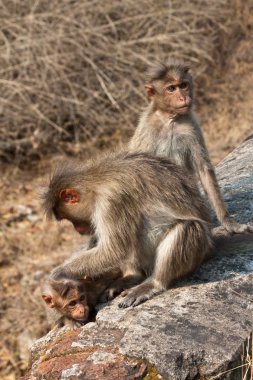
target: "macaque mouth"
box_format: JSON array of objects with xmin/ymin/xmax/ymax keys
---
[
  {"xmin": 75, "ymin": 305, "xmax": 90, "ymax": 322},
  {"xmin": 176, "ymin": 103, "xmax": 191, "ymax": 111},
  {"xmin": 73, "ymin": 315, "xmax": 88, "ymax": 322},
  {"xmin": 73, "ymin": 222, "xmax": 92, "ymax": 235}
]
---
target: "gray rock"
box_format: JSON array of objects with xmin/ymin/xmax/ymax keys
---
[{"xmin": 22, "ymin": 137, "xmax": 253, "ymax": 380}]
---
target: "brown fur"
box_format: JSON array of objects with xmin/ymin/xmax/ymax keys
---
[
  {"xmin": 129, "ymin": 59, "xmax": 253, "ymax": 234},
  {"xmin": 42, "ymin": 269, "xmax": 121, "ymax": 328},
  {"xmin": 43, "ymin": 152, "xmax": 213, "ymax": 307}
]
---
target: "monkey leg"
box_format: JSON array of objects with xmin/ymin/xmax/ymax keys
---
[
  {"xmin": 119, "ymin": 221, "xmax": 212, "ymax": 308},
  {"xmin": 98, "ymin": 273, "xmax": 144, "ymax": 303}
]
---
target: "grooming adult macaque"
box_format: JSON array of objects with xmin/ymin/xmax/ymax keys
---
[
  {"xmin": 43, "ymin": 152, "xmax": 213, "ymax": 307},
  {"xmin": 42, "ymin": 270, "xmax": 121, "ymax": 328},
  {"xmin": 129, "ymin": 59, "xmax": 253, "ymax": 234}
]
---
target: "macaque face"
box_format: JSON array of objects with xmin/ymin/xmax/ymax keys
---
[
  {"xmin": 56, "ymin": 288, "xmax": 89, "ymax": 322},
  {"xmin": 52, "ymin": 188, "xmax": 93, "ymax": 235},
  {"xmin": 43, "ymin": 280, "xmax": 90, "ymax": 322},
  {"xmin": 146, "ymin": 73, "xmax": 193, "ymax": 115},
  {"xmin": 162, "ymin": 77, "xmax": 192, "ymax": 113}
]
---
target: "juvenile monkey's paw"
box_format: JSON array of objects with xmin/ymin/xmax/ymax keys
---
[
  {"xmin": 212, "ymin": 225, "xmax": 232, "ymax": 237},
  {"xmin": 54, "ymin": 318, "xmax": 84, "ymax": 330},
  {"xmin": 71, "ymin": 321, "xmax": 85, "ymax": 330},
  {"xmin": 64, "ymin": 320, "xmax": 85, "ymax": 330},
  {"xmin": 222, "ymin": 218, "xmax": 253, "ymax": 234}
]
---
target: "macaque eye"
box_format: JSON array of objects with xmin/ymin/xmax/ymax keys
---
[
  {"xmin": 69, "ymin": 300, "xmax": 77, "ymax": 307},
  {"xmin": 79, "ymin": 295, "xmax": 86, "ymax": 302},
  {"xmin": 179, "ymin": 82, "xmax": 188, "ymax": 89},
  {"xmin": 166, "ymin": 85, "xmax": 176, "ymax": 92}
]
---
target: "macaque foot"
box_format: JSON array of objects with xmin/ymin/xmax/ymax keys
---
[
  {"xmin": 222, "ymin": 218, "xmax": 253, "ymax": 235},
  {"xmin": 118, "ymin": 281, "xmax": 164, "ymax": 308},
  {"xmin": 98, "ymin": 275, "xmax": 144, "ymax": 303}
]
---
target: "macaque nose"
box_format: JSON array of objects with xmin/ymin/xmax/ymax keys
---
[
  {"xmin": 178, "ymin": 90, "xmax": 186, "ymax": 102},
  {"xmin": 73, "ymin": 305, "xmax": 87, "ymax": 320},
  {"xmin": 78, "ymin": 305, "xmax": 84, "ymax": 313}
]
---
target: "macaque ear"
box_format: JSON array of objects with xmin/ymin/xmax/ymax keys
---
[
  {"xmin": 145, "ymin": 84, "xmax": 156, "ymax": 99},
  {"xmin": 42, "ymin": 295, "xmax": 55, "ymax": 308},
  {"xmin": 59, "ymin": 188, "xmax": 80, "ymax": 204}
]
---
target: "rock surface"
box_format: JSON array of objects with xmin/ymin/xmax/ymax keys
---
[{"xmin": 22, "ymin": 138, "xmax": 253, "ymax": 380}]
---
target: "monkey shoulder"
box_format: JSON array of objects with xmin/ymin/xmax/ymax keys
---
[{"xmin": 129, "ymin": 119, "xmax": 156, "ymax": 152}]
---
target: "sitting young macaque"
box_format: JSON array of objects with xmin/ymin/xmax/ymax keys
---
[
  {"xmin": 42, "ymin": 270, "xmax": 121, "ymax": 328},
  {"xmin": 128, "ymin": 59, "xmax": 253, "ymax": 234}
]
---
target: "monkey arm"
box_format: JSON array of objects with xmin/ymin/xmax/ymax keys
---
[
  {"xmin": 188, "ymin": 130, "xmax": 227, "ymax": 225},
  {"xmin": 190, "ymin": 124, "xmax": 249, "ymax": 232},
  {"xmin": 51, "ymin": 222, "xmax": 140, "ymax": 280},
  {"xmin": 198, "ymin": 165, "xmax": 229, "ymax": 224},
  {"xmin": 198, "ymin": 160, "xmax": 253, "ymax": 234},
  {"xmin": 189, "ymin": 128, "xmax": 230, "ymax": 226},
  {"xmin": 51, "ymin": 246, "xmax": 121, "ymax": 279}
]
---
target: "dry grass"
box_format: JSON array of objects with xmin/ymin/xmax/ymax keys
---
[
  {"xmin": 0, "ymin": 0, "xmax": 252, "ymax": 164},
  {"xmin": 209, "ymin": 334, "xmax": 252, "ymax": 379}
]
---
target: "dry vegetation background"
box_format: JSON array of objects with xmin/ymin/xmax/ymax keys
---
[{"xmin": 0, "ymin": 0, "xmax": 253, "ymax": 378}]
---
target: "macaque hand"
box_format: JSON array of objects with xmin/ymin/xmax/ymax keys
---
[
  {"xmin": 69, "ymin": 321, "xmax": 85, "ymax": 330},
  {"xmin": 222, "ymin": 217, "xmax": 253, "ymax": 235},
  {"xmin": 55, "ymin": 316, "xmax": 85, "ymax": 330}
]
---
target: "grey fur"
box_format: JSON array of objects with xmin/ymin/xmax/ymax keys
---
[
  {"xmin": 129, "ymin": 60, "xmax": 253, "ymax": 235},
  {"xmin": 145, "ymin": 58, "xmax": 190, "ymax": 83},
  {"xmin": 44, "ymin": 152, "xmax": 213, "ymax": 307}
]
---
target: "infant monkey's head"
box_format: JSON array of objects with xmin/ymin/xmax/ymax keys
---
[{"xmin": 42, "ymin": 277, "xmax": 90, "ymax": 322}]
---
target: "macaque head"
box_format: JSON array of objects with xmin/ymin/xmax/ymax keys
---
[
  {"xmin": 145, "ymin": 59, "xmax": 193, "ymax": 115},
  {"xmin": 42, "ymin": 278, "xmax": 90, "ymax": 322},
  {"xmin": 42, "ymin": 164, "xmax": 95, "ymax": 235},
  {"xmin": 52, "ymin": 188, "xmax": 93, "ymax": 235}
]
